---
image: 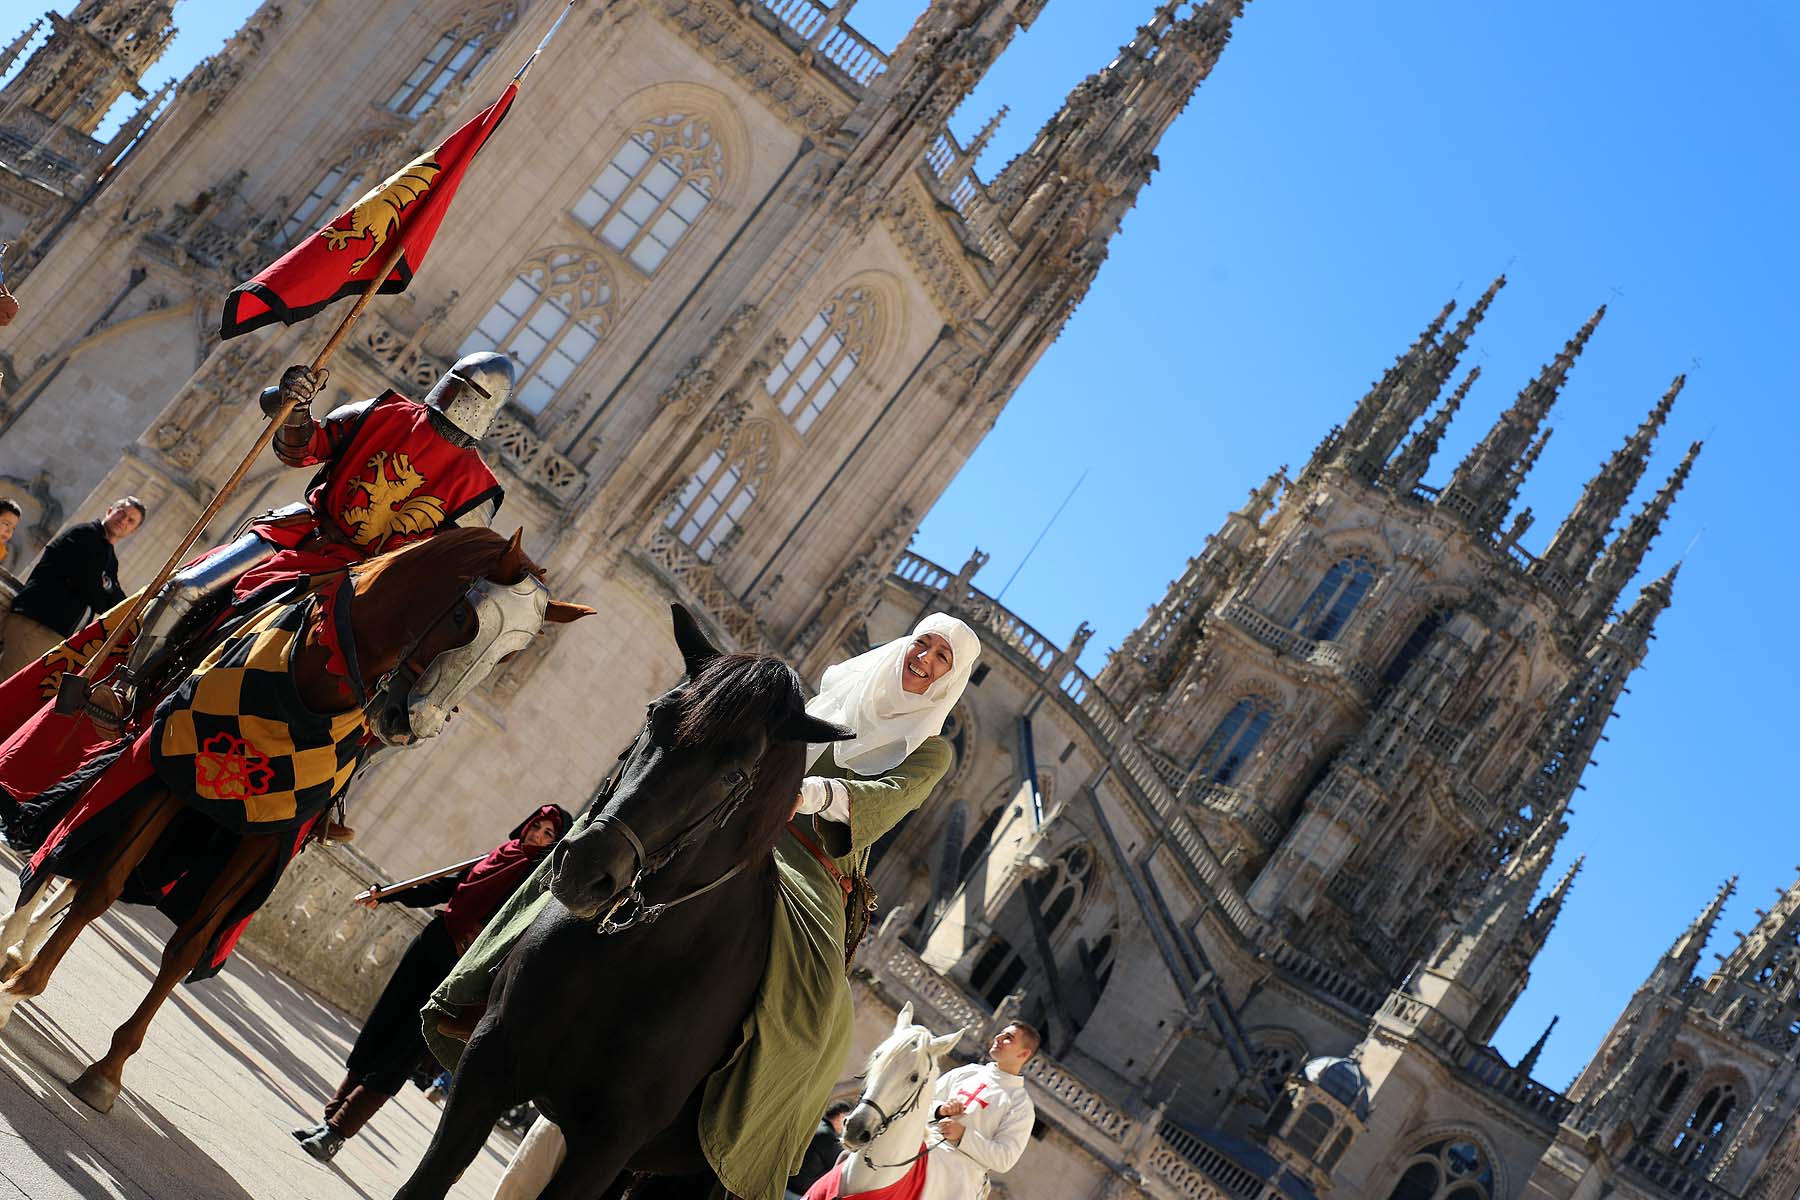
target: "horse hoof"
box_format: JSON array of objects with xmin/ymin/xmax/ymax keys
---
[
  {"xmin": 0, "ymin": 991, "xmax": 22, "ymax": 1031},
  {"xmin": 69, "ymin": 1068, "xmax": 120, "ymax": 1113}
]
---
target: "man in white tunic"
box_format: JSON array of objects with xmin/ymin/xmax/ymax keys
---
[{"xmin": 924, "ymin": 1022, "xmax": 1039, "ymax": 1200}]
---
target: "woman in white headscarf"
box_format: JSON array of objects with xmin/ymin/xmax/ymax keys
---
[
  {"xmin": 703, "ymin": 612, "xmax": 981, "ymax": 1200},
  {"xmin": 491, "ymin": 616, "xmax": 982, "ymax": 1200}
]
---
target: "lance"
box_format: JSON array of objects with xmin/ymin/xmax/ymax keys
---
[
  {"xmin": 57, "ymin": 233, "xmax": 410, "ymax": 716},
  {"xmin": 354, "ymin": 853, "xmax": 486, "ymax": 905}
]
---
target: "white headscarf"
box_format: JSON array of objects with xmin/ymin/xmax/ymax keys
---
[{"xmin": 806, "ymin": 613, "xmax": 981, "ymax": 775}]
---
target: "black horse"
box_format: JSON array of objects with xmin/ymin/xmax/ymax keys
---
[{"xmin": 395, "ymin": 606, "xmax": 851, "ymax": 1200}]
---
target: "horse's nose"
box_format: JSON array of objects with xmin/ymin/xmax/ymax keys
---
[{"xmin": 841, "ymin": 1106, "xmax": 876, "ymax": 1149}]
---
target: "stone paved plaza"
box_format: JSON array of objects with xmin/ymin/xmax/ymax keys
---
[{"xmin": 0, "ymin": 852, "xmax": 516, "ymax": 1200}]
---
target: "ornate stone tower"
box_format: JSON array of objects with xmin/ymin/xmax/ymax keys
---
[
  {"xmin": 0, "ymin": 0, "xmax": 1251, "ymax": 872},
  {"xmin": 1517, "ymin": 871, "xmax": 1800, "ymax": 1200},
  {"xmin": 0, "ymin": 1, "xmax": 173, "ymax": 134},
  {"xmin": 1096, "ymin": 277, "xmax": 1700, "ymax": 996},
  {"xmin": 0, "ymin": 3, "xmax": 173, "ymax": 273}
]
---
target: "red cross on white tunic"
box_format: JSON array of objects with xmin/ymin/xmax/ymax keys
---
[{"xmin": 956, "ymin": 1082, "xmax": 991, "ymax": 1110}]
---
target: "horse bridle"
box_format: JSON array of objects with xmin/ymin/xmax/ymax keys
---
[
  {"xmin": 586, "ymin": 707, "xmax": 762, "ymax": 936},
  {"xmin": 850, "ymin": 1049, "xmax": 944, "ymax": 1170},
  {"xmin": 335, "ymin": 571, "xmax": 480, "ymax": 742}
]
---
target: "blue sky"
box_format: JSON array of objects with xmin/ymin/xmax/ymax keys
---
[{"xmin": 8, "ymin": 1, "xmax": 1797, "ymax": 1093}]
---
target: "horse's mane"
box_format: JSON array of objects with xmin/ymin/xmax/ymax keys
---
[
  {"xmin": 351, "ymin": 526, "xmax": 518, "ymax": 594},
  {"xmin": 674, "ymin": 653, "xmax": 811, "ymax": 859}
]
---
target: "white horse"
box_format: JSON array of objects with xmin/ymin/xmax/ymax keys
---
[{"xmin": 832, "ymin": 1003, "xmax": 965, "ymax": 1198}]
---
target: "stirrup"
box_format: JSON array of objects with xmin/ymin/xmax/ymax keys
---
[{"xmin": 52, "ymin": 673, "xmax": 128, "ymax": 730}]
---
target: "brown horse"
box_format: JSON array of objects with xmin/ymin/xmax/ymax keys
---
[{"xmin": 0, "ymin": 527, "xmax": 590, "ymax": 1113}]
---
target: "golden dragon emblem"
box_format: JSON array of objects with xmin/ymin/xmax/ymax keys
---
[
  {"xmin": 340, "ymin": 451, "xmax": 448, "ymax": 548},
  {"xmin": 320, "ymin": 152, "xmax": 441, "ymax": 273}
]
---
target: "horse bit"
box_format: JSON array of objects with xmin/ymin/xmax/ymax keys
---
[
  {"xmin": 587, "ymin": 709, "xmax": 761, "ymax": 936},
  {"xmin": 852, "ymin": 1063, "xmax": 945, "ymax": 1170}
]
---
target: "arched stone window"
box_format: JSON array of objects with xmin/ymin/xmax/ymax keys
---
[
  {"xmin": 665, "ymin": 423, "xmax": 773, "ymax": 561},
  {"xmin": 1037, "ymin": 844, "xmax": 1096, "ymax": 940},
  {"xmin": 1645, "ymin": 1057, "xmax": 1692, "ymax": 1139},
  {"xmin": 1191, "ymin": 697, "xmax": 1277, "ymax": 786},
  {"xmin": 385, "ymin": 3, "xmax": 519, "ymax": 118},
  {"xmin": 1287, "ymin": 1104, "xmax": 1336, "ymax": 1160},
  {"xmin": 574, "ymin": 114, "xmax": 725, "ymax": 274},
  {"xmin": 765, "ymin": 287, "xmax": 878, "ymax": 435},
  {"xmin": 1383, "ymin": 608, "xmax": 1450, "ymax": 690},
  {"xmin": 1671, "ymin": 1083, "xmax": 1737, "ymax": 1169},
  {"xmin": 1387, "ymin": 1138, "xmax": 1494, "ymax": 1200},
  {"xmin": 970, "ymin": 935, "xmax": 1026, "ymax": 1009},
  {"xmin": 1293, "ymin": 556, "xmax": 1377, "ymax": 641},
  {"xmin": 279, "ymin": 128, "xmax": 406, "ymax": 242},
  {"xmin": 958, "ymin": 803, "xmax": 1006, "ymax": 881},
  {"xmin": 460, "ymin": 248, "xmax": 613, "ymax": 416},
  {"xmin": 1251, "ymin": 1032, "xmax": 1307, "ymax": 1096},
  {"xmin": 281, "ymin": 164, "xmax": 367, "ymax": 241}
]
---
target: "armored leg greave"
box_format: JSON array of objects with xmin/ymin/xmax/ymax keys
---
[{"xmin": 124, "ymin": 532, "xmax": 278, "ymax": 682}]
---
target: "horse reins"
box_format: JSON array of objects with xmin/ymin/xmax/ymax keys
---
[
  {"xmin": 586, "ymin": 711, "xmax": 762, "ymax": 936},
  {"xmin": 851, "ymin": 1060, "xmax": 946, "ymax": 1171}
]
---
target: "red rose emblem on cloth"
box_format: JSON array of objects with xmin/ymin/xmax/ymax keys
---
[{"xmin": 194, "ymin": 732, "xmax": 275, "ymax": 800}]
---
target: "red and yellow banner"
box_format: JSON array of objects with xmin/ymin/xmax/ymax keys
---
[{"xmin": 219, "ymin": 80, "xmax": 519, "ymax": 339}]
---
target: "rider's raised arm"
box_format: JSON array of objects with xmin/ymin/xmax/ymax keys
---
[{"xmin": 261, "ymin": 365, "xmax": 377, "ymax": 468}]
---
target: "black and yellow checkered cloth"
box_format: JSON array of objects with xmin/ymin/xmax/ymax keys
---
[{"xmin": 149, "ymin": 596, "xmax": 369, "ymax": 833}]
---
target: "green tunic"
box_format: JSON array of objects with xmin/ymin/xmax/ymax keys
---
[{"xmin": 420, "ymin": 737, "xmax": 954, "ymax": 1200}]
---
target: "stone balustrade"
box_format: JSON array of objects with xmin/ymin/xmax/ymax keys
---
[
  {"xmin": 486, "ymin": 407, "xmax": 590, "ymax": 507},
  {"xmin": 349, "ymin": 311, "xmax": 444, "ymax": 393},
  {"xmin": 639, "ymin": 530, "xmax": 773, "ymax": 652},
  {"xmin": 1220, "ymin": 597, "xmax": 1380, "ymax": 698},
  {"xmin": 1270, "ymin": 942, "xmax": 1383, "ymax": 1016},
  {"xmin": 751, "ymin": 0, "xmax": 889, "ymax": 87},
  {"xmin": 1622, "ymin": 1144, "xmax": 1742, "ymax": 1200},
  {"xmin": 1185, "ymin": 782, "xmax": 1283, "ymax": 850},
  {"xmin": 237, "ymin": 840, "xmax": 431, "ymax": 1021},
  {"xmin": 1457, "ymin": 1045, "xmax": 1573, "ymax": 1125},
  {"xmin": 1154, "ymin": 1123, "xmax": 1281, "ymax": 1200}
]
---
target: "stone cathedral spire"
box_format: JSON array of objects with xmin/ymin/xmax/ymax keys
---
[
  {"xmin": 1385, "ymin": 366, "xmax": 1477, "ymax": 493},
  {"xmin": 1438, "ymin": 305, "xmax": 1605, "ymax": 531},
  {"xmin": 1348, "ymin": 274, "xmax": 1507, "ymax": 478},
  {"xmin": 831, "ymin": 0, "xmax": 1045, "ymax": 204},
  {"xmin": 1569, "ymin": 441, "xmax": 1701, "ymax": 639},
  {"xmin": 1647, "ymin": 874, "xmax": 1735, "ymax": 995},
  {"xmin": 0, "ymin": 18, "xmax": 43, "ymax": 79},
  {"xmin": 965, "ymin": 0, "xmax": 1250, "ymax": 414},
  {"xmin": 1535, "ymin": 374, "xmax": 1684, "ymax": 598},
  {"xmin": 0, "ymin": 1, "xmax": 174, "ymax": 135},
  {"xmin": 1335, "ymin": 299, "xmax": 1455, "ymax": 463}
]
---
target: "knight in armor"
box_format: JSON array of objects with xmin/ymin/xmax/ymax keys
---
[{"xmin": 125, "ymin": 351, "xmax": 516, "ymax": 690}]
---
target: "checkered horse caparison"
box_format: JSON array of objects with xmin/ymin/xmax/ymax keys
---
[{"xmin": 149, "ymin": 595, "xmax": 369, "ymax": 833}]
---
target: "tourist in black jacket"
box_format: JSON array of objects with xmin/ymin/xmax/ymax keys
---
[{"xmin": 0, "ymin": 498, "xmax": 144, "ymax": 677}]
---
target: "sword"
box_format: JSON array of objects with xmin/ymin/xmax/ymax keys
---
[{"xmin": 354, "ymin": 852, "xmax": 486, "ymax": 905}]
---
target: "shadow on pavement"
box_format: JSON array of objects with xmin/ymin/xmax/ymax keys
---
[{"xmin": 0, "ymin": 1006, "xmax": 258, "ymax": 1200}]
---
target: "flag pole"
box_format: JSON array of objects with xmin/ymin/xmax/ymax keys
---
[{"xmin": 67, "ymin": 235, "xmax": 411, "ymax": 700}]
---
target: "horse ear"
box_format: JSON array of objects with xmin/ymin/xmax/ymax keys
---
[
  {"xmin": 670, "ymin": 604, "xmax": 720, "ymax": 677},
  {"xmin": 545, "ymin": 601, "xmax": 596, "ymax": 624},
  {"xmin": 497, "ymin": 527, "xmax": 536, "ymax": 583},
  {"xmin": 772, "ymin": 712, "xmax": 854, "ymax": 745},
  {"xmin": 895, "ymin": 1002, "xmax": 915, "ymax": 1032},
  {"xmin": 929, "ymin": 1029, "xmax": 964, "ymax": 1060}
]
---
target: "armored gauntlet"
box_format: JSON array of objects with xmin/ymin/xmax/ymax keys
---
[{"xmin": 261, "ymin": 365, "xmax": 329, "ymax": 464}]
